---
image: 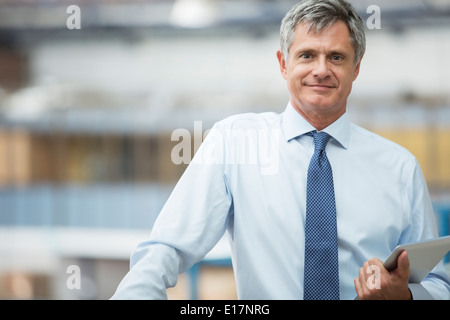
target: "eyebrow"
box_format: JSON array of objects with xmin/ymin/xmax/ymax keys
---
[
  {"xmin": 293, "ymin": 47, "xmax": 346, "ymax": 55},
  {"xmin": 292, "ymin": 47, "xmax": 350, "ymax": 58}
]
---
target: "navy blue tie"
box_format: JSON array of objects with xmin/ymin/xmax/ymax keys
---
[{"xmin": 303, "ymin": 131, "xmax": 339, "ymax": 300}]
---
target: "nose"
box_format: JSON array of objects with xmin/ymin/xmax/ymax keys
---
[{"xmin": 311, "ymin": 56, "xmax": 330, "ymax": 80}]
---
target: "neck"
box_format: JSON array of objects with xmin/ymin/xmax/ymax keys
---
[{"xmin": 290, "ymin": 101, "xmax": 346, "ymax": 131}]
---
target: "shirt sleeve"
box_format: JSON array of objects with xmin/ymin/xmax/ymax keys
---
[
  {"xmin": 111, "ymin": 123, "xmax": 233, "ymax": 299},
  {"xmin": 403, "ymin": 159, "xmax": 450, "ymax": 300}
]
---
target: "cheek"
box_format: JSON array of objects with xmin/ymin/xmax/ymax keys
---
[
  {"xmin": 339, "ymin": 74, "xmax": 356, "ymax": 94},
  {"xmin": 287, "ymin": 67, "xmax": 307, "ymax": 89}
]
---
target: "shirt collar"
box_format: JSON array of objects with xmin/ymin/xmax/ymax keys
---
[{"xmin": 281, "ymin": 102, "xmax": 351, "ymax": 149}]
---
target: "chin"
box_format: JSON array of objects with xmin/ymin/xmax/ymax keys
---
[{"xmin": 304, "ymin": 98, "xmax": 336, "ymax": 110}]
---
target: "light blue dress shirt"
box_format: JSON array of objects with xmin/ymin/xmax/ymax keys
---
[{"xmin": 112, "ymin": 103, "xmax": 450, "ymax": 300}]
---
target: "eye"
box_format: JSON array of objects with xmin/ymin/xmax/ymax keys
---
[
  {"xmin": 330, "ymin": 55, "xmax": 343, "ymax": 61},
  {"xmin": 300, "ymin": 53, "xmax": 312, "ymax": 60}
]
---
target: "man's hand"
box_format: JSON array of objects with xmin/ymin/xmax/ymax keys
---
[{"xmin": 354, "ymin": 250, "xmax": 412, "ymax": 300}]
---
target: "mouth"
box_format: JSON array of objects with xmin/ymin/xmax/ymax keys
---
[{"xmin": 305, "ymin": 83, "xmax": 336, "ymax": 91}]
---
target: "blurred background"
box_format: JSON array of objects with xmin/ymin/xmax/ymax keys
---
[{"xmin": 0, "ymin": 0, "xmax": 449, "ymax": 300}]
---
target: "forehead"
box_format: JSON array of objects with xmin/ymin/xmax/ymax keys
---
[{"xmin": 290, "ymin": 20, "xmax": 354, "ymax": 55}]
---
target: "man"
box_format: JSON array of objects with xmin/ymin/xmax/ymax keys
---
[{"xmin": 111, "ymin": 0, "xmax": 450, "ymax": 300}]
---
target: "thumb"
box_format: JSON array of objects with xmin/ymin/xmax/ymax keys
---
[{"xmin": 394, "ymin": 250, "xmax": 410, "ymax": 278}]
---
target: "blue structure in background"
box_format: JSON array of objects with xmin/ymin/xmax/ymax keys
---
[
  {"xmin": 0, "ymin": 186, "xmax": 449, "ymax": 299},
  {"xmin": 2, "ymin": 185, "xmax": 448, "ymax": 237},
  {"xmin": 433, "ymin": 202, "xmax": 450, "ymax": 263},
  {"xmin": 0, "ymin": 184, "xmax": 171, "ymax": 230}
]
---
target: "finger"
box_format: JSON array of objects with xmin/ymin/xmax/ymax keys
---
[
  {"xmin": 354, "ymin": 277, "xmax": 362, "ymax": 298},
  {"xmin": 395, "ymin": 250, "xmax": 410, "ymax": 277},
  {"xmin": 397, "ymin": 250, "xmax": 410, "ymax": 269},
  {"xmin": 358, "ymin": 266, "xmax": 370, "ymax": 298},
  {"xmin": 359, "ymin": 265, "xmax": 367, "ymax": 282},
  {"xmin": 363, "ymin": 260, "xmax": 370, "ymax": 272},
  {"xmin": 368, "ymin": 257, "xmax": 383, "ymax": 268}
]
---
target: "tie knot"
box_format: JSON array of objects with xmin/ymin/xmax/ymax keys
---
[{"xmin": 310, "ymin": 131, "xmax": 331, "ymax": 152}]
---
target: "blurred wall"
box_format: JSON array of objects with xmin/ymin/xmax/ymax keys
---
[{"xmin": 0, "ymin": 0, "xmax": 449, "ymax": 299}]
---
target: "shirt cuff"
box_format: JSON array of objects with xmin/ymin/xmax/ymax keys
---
[{"xmin": 409, "ymin": 283, "xmax": 434, "ymax": 300}]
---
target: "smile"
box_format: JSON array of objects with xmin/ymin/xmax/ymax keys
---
[{"xmin": 306, "ymin": 84, "xmax": 335, "ymax": 89}]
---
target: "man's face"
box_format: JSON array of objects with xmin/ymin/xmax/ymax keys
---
[{"xmin": 277, "ymin": 20, "xmax": 361, "ymax": 127}]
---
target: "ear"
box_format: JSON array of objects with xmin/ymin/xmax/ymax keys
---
[
  {"xmin": 277, "ymin": 50, "xmax": 288, "ymax": 80},
  {"xmin": 353, "ymin": 56, "xmax": 363, "ymax": 81}
]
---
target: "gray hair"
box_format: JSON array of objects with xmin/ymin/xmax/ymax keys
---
[{"xmin": 280, "ymin": 0, "xmax": 366, "ymax": 65}]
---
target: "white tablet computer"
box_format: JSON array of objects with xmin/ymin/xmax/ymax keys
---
[{"xmin": 383, "ymin": 235, "xmax": 450, "ymax": 283}]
